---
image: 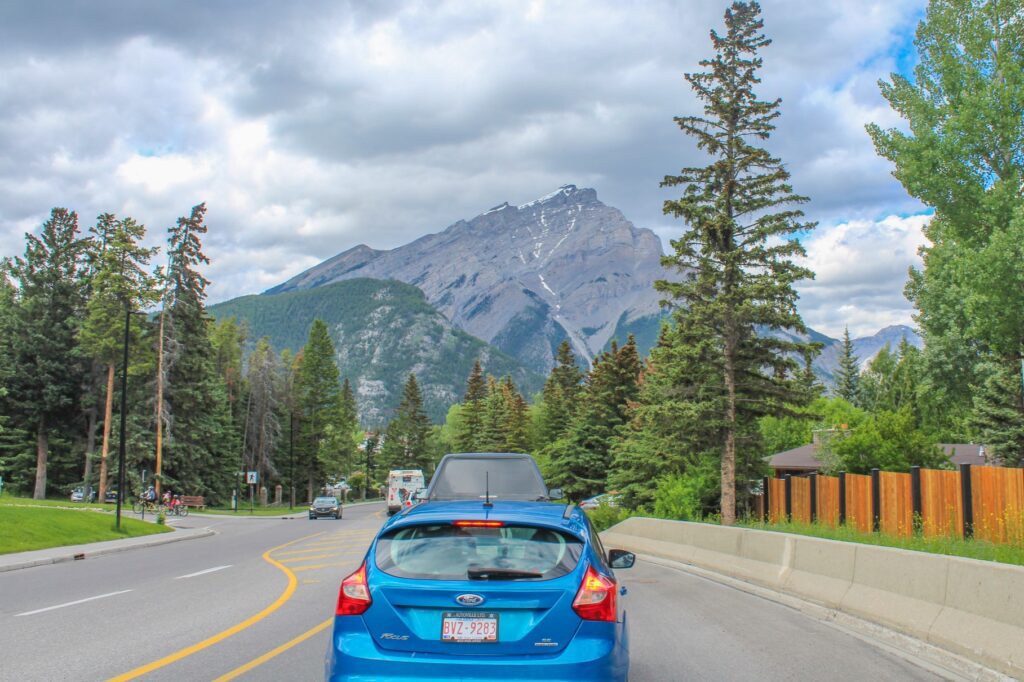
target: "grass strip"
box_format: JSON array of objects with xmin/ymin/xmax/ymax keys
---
[{"xmin": 0, "ymin": 506, "xmax": 170, "ymax": 555}]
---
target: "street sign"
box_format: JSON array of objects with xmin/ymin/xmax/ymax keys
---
[{"xmin": 246, "ymin": 471, "xmax": 258, "ymax": 484}]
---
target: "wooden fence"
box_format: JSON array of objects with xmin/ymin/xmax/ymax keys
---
[{"xmin": 753, "ymin": 464, "xmax": 1024, "ymax": 546}]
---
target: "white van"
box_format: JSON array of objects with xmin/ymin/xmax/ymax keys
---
[{"xmin": 387, "ymin": 469, "xmax": 425, "ymax": 515}]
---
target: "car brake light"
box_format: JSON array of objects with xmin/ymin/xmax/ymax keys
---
[
  {"xmin": 336, "ymin": 561, "xmax": 371, "ymax": 616},
  {"xmin": 572, "ymin": 565, "xmax": 617, "ymax": 622},
  {"xmin": 452, "ymin": 520, "xmax": 504, "ymax": 527}
]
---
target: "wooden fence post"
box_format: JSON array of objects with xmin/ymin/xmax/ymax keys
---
[
  {"xmin": 762, "ymin": 476, "xmax": 770, "ymax": 523},
  {"xmin": 838, "ymin": 471, "xmax": 846, "ymax": 526},
  {"xmin": 784, "ymin": 474, "xmax": 792, "ymax": 523},
  {"xmin": 910, "ymin": 466, "xmax": 922, "ymax": 535},
  {"xmin": 809, "ymin": 473, "xmax": 817, "ymax": 524},
  {"xmin": 871, "ymin": 468, "xmax": 881, "ymax": 533},
  {"xmin": 960, "ymin": 463, "xmax": 974, "ymax": 539}
]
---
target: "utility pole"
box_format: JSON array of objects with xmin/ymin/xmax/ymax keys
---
[
  {"xmin": 289, "ymin": 411, "xmax": 295, "ymax": 509},
  {"xmin": 154, "ymin": 309, "xmax": 164, "ymax": 497},
  {"xmin": 115, "ymin": 308, "xmax": 142, "ymax": 530}
]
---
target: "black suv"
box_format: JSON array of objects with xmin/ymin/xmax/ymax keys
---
[{"xmin": 424, "ymin": 452, "xmax": 559, "ymax": 502}]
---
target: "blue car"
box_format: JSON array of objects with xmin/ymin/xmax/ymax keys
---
[{"xmin": 325, "ymin": 500, "xmax": 635, "ymax": 681}]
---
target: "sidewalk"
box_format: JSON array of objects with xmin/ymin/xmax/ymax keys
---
[{"xmin": 0, "ymin": 523, "xmax": 216, "ymax": 573}]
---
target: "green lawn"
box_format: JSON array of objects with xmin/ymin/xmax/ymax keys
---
[
  {"xmin": 0, "ymin": 495, "xmax": 118, "ymax": 512},
  {"xmin": 739, "ymin": 519, "xmax": 1024, "ymax": 566},
  {"xmin": 0, "ymin": 506, "xmax": 170, "ymax": 555}
]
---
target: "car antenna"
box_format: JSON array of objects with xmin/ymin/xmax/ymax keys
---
[{"xmin": 483, "ymin": 471, "xmax": 493, "ymax": 509}]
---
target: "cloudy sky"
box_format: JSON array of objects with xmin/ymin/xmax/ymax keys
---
[{"xmin": 0, "ymin": 0, "xmax": 930, "ymax": 338}]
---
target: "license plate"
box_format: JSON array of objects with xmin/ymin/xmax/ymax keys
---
[{"xmin": 441, "ymin": 612, "xmax": 498, "ymax": 642}]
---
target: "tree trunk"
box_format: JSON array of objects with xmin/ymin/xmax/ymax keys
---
[
  {"xmin": 83, "ymin": 405, "xmax": 98, "ymax": 499},
  {"xmin": 33, "ymin": 418, "xmax": 48, "ymax": 500},
  {"xmin": 721, "ymin": 335, "xmax": 738, "ymax": 526},
  {"xmin": 155, "ymin": 310, "xmax": 164, "ymax": 497},
  {"xmin": 97, "ymin": 363, "xmax": 115, "ymax": 501}
]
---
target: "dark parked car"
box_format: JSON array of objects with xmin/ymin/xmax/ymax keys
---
[
  {"xmin": 424, "ymin": 453, "xmax": 559, "ymax": 503},
  {"xmin": 104, "ymin": 490, "xmax": 118, "ymax": 504},
  {"xmin": 309, "ymin": 496, "xmax": 342, "ymax": 519}
]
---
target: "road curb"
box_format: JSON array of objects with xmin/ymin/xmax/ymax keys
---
[{"xmin": 0, "ymin": 525, "xmax": 217, "ymax": 573}]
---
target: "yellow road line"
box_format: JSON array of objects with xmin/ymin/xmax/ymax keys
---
[
  {"xmin": 275, "ymin": 547, "xmax": 339, "ymax": 556},
  {"xmin": 106, "ymin": 531, "xmax": 325, "ymax": 682},
  {"xmin": 279, "ymin": 553, "xmax": 338, "ymax": 563},
  {"xmin": 211, "ymin": 618, "xmax": 333, "ymax": 682},
  {"xmin": 293, "ymin": 562, "xmax": 354, "ymax": 572}
]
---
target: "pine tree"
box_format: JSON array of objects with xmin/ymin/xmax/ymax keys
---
[
  {"xmin": 970, "ymin": 361, "xmax": 1024, "ymax": 466},
  {"xmin": 382, "ymin": 374, "xmax": 432, "ymax": 470},
  {"xmin": 243, "ymin": 338, "xmax": 281, "ymax": 487},
  {"xmin": 545, "ymin": 339, "xmax": 641, "ymax": 500},
  {"xmin": 455, "ymin": 360, "xmax": 487, "ymax": 452},
  {"xmin": 3, "ymin": 208, "xmax": 90, "ymax": 498},
  {"xmin": 834, "ymin": 327, "xmax": 860, "ymax": 404},
  {"xmin": 297, "ymin": 319, "xmax": 340, "ymax": 501},
  {"xmin": 161, "ymin": 203, "xmax": 234, "ymax": 502},
  {"xmin": 537, "ymin": 340, "xmax": 584, "ymax": 448},
  {"xmin": 658, "ymin": 2, "xmax": 817, "ymax": 524},
  {"xmin": 78, "ymin": 213, "xmax": 159, "ymax": 500},
  {"xmin": 320, "ymin": 377, "xmax": 360, "ymax": 481}
]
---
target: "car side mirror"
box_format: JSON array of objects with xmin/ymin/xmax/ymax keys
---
[
  {"xmin": 547, "ymin": 488, "xmax": 563, "ymax": 499},
  {"xmin": 608, "ymin": 549, "xmax": 635, "ymax": 569}
]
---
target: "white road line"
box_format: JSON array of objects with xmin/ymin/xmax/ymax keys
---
[
  {"xmin": 15, "ymin": 589, "xmax": 133, "ymax": 617},
  {"xmin": 174, "ymin": 564, "xmax": 232, "ymax": 580}
]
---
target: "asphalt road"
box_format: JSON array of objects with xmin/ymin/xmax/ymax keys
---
[{"xmin": 0, "ymin": 504, "xmax": 947, "ymax": 682}]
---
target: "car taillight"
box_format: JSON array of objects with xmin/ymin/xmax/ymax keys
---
[
  {"xmin": 336, "ymin": 562, "xmax": 371, "ymax": 616},
  {"xmin": 572, "ymin": 565, "xmax": 617, "ymax": 622},
  {"xmin": 453, "ymin": 520, "xmax": 504, "ymax": 527}
]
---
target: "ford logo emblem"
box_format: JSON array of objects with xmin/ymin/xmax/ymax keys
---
[{"xmin": 455, "ymin": 593, "xmax": 485, "ymax": 606}]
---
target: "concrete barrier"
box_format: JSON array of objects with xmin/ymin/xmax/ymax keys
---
[{"xmin": 602, "ymin": 516, "xmax": 1024, "ymax": 678}]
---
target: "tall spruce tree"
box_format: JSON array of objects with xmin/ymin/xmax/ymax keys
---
[
  {"xmin": 867, "ymin": 0, "xmax": 1024, "ymax": 456},
  {"xmin": 659, "ymin": 2, "xmax": 817, "ymax": 524},
  {"xmin": 3, "ymin": 208, "xmax": 90, "ymax": 498},
  {"xmin": 455, "ymin": 360, "xmax": 487, "ymax": 452},
  {"xmin": 545, "ymin": 338, "xmax": 641, "ymax": 500},
  {"xmin": 297, "ymin": 319, "xmax": 340, "ymax": 501},
  {"xmin": 79, "ymin": 214, "xmax": 159, "ymax": 500},
  {"xmin": 834, "ymin": 327, "xmax": 860, "ymax": 404},
  {"xmin": 382, "ymin": 374, "xmax": 432, "ymax": 470},
  {"xmin": 161, "ymin": 203, "xmax": 234, "ymax": 502},
  {"xmin": 243, "ymin": 337, "xmax": 281, "ymax": 486},
  {"xmin": 537, "ymin": 340, "xmax": 584, "ymax": 448}
]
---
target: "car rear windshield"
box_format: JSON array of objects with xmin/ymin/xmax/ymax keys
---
[
  {"xmin": 375, "ymin": 524, "xmax": 583, "ymax": 581},
  {"xmin": 430, "ymin": 458, "xmax": 547, "ymax": 500}
]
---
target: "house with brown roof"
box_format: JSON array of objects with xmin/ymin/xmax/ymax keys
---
[{"xmin": 768, "ymin": 441, "xmax": 987, "ymax": 477}]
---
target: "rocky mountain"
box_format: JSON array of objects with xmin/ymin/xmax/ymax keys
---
[
  {"xmin": 268, "ymin": 185, "xmax": 667, "ymax": 373},
  {"xmin": 209, "ymin": 279, "xmax": 542, "ymax": 424},
  {"xmin": 815, "ymin": 324, "xmax": 923, "ymax": 379}
]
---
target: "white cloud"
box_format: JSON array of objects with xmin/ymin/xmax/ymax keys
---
[
  {"xmin": 0, "ymin": 0, "xmax": 928, "ymax": 322},
  {"xmin": 797, "ymin": 214, "xmax": 930, "ymax": 338}
]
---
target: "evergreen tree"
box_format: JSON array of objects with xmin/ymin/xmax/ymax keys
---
[
  {"xmin": 545, "ymin": 339, "xmax": 641, "ymax": 501},
  {"xmin": 867, "ymin": 0, "xmax": 1024, "ymax": 451},
  {"xmin": 834, "ymin": 327, "xmax": 860, "ymax": 404},
  {"xmin": 3, "ymin": 208, "xmax": 90, "ymax": 498},
  {"xmin": 537, "ymin": 340, "xmax": 584, "ymax": 448},
  {"xmin": 455, "ymin": 360, "xmax": 487, "ymax": 452},
  {"xmin": 500, "ymin": 376, "xmax": 530, "ymax": 453},
  {"xmin": 297, "ymin": 319, "xmax": 340, "ymax": 501},
  {"xmin": 382, "ymin": 374, "xmax": 432, "ymax": 470},
  {"xmin": 78, "ymin": 213, "xmax": 159, "ymax": 500},
  {"xmin": 969, "ymin": 362, "xmax": 1024, "ymax": 466},
  {"xmin": 658, "ymin": 2, "xmax": 817, "ymax": 524},
  {"xmin": 243, "ymin": 337, "xmax": 281, "ymax": 487},
  {"xmin": 320, "ymin": 377, "xmax": 361, "ymax": 481},
  {"xmin": 161, "ymin": 203, "xmax": 234, "ymax": 502}
]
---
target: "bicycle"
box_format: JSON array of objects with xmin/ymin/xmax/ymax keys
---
[
  {"xmin": 132, "ymin": 499, "xmax": 160, "ymax": 515},
  {"xmin": 167, "ymin": 502, "xmax": 189, "ymax": 517}
]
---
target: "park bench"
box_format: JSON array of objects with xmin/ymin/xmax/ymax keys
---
[{"xmin": 180, "ymin": 495, "xmax": 205, "ymax": 509}]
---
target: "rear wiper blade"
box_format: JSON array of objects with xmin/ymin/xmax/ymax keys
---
[{"xmin": 467, "ymin": 567, "xmax": 543, "ymax": 580}]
